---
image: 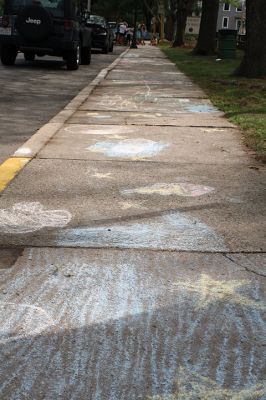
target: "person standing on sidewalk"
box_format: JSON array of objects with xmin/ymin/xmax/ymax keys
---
[
  {"xmin": 140, "ymin": 22, "xmax": 147, "ymax": 45},
  {"xmin": 118, "ymin": 22, "xmax": 127, "ymax": 45}
]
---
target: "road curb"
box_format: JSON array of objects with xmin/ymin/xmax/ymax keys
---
[{"xmin": 0, "ymin": 48, "xmax": 130, "ymax": 193}]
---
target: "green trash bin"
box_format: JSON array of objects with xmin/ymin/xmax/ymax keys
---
[{"xmin": 218, "ymin": 29, "xmax": 237, "ymax": 59}]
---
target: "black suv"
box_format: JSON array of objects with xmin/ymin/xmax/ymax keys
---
[{"xmin": 0, "ymin": 0, "xmax": 92, "ymax": 70}]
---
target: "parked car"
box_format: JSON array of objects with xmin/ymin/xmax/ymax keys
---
[
  {"xmin": 0, "ymin": 0, "xmax": 92, "ymax": 70},
  {"xmin": 108, "ymin": 21, "xmax": 117, "ymax": 41},
  {"xmin": 86, "ymin": 14, "xmax": 114, "ymax": 54}
]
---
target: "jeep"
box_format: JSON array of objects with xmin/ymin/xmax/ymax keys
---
[{"xmin": 0, "ymin": 0, "xmax": 92, "ymax": 70}]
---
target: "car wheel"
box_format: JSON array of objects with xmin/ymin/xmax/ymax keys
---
[
  {"xmin": 0, "ymin": 46, "xmax": 18, "ymax": 65},
  {"xmin": 80, "ymin": 46, "xmax": 91, "ymax": 65},
  {"xmin": 24, "ymin": 52, "xmax": 35, "ymax": 61},
  {"xmin": 109, "ymin": 42, "xmax": 114, "ymax": 52},
  {"xmin": 102, "ymin": 44, "xmax": 108, "ymax": 54},
  {"xmin": 65, "ymin": 45, "xmax": 80, "ymax": 70}
]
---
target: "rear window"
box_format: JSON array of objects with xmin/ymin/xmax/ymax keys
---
[{"xmin": 6, "ymin": 0, "xmax": 64, "ymax": 17}]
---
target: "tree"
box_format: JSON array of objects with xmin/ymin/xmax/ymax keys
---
[
  {"xmin": 172, "ymin": 0, "xmax": 195, "ymax": 47},
  {"xmin": 235, "ymin": 0, "xmax": 266, "ymax": 78},
  {"xmin": 0, "ymin": 0, "xmax": 4, "ymax": 15},
  {"xmin": 192, "ymin": 0, "xmax": 219, "ymax": 55}
]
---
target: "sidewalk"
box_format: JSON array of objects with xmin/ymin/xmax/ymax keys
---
[{"xmin": 0, "ymin": 46, "xmax": 265, "ymax": 399}]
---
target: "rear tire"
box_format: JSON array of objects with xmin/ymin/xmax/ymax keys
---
[
  {"xmin": 65, "ymin": 45, "xmax": 80, "ymax": 70},
  {"xmin": 102, "ymin": 44, "xmax": 108, "ymax": 54},
  {"xmin": 80, "ymin": 46, "xmax": 91, "ymax": 65},
  {"xmin": 1, "ymin": 46, "xmax": 17, "ymax": 66}
]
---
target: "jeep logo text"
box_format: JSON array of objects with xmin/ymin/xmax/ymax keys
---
[{"xmin": 25, "ymin": 17, "xmax": 41, "ymax": 25}]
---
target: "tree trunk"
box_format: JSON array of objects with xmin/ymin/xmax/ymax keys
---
[
  {"xmin": 192, "ymin": 0, "xmax": 219, "ymax": 55},
  {"xmin": 235, "ymin": 0, "xmax": 266, "ymax": 78},
  {"xmin": 172, "ymin": 0, "xmax": 190, "ymax": 47}
]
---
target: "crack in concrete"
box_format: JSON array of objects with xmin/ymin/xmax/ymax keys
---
[{"xmin": 224, "ymin": 253, "xmax": 266, "ymax": 278}]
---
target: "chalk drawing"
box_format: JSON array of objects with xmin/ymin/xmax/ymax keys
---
[
  {"xmin": 118, "ymin": 201, "xmax": 147, "ymax": 210},
  {"xmin": 0, "ymin": 302, "xmax": 55, "ymax": 344},
  {"xmin": 87, "ymin": 139, "xmax": 169, "ymax": 159},
  {"xmin": 148, "ymin": 367, "xmax": 266, "ymax": 399},
  {"xmin": 13, "ymin": 147, "xmax": 32, "ymax": 156},
  {"xmin": 0, "ymin": 202, "xmax": 71, "ymax": 234},
  {"xmin": 86, "ymin": 112, "xmax": 112, "ymax": 119},
  {"xmin": 99, "ymin": 94, "xmax": 140, "ymax": 110},
  {"xmin": 64, "ymin": 126, "xmax": 128, "ymax": 139},
  {"xmin": 185, "ymin": 104, "xmax": 218, "ymax": 113},
  {"xmin": 56, "ymin": 212, "xmax": 228, "ymax": 251},
  {"xmin": 171, "ymin": 274, "xmax": 265, "ymax": 311},
  {"xmin": 200, "ymin": 128, "xmax": 226, "ymax": 133},
  {"xmin": 122, "ymin": 183, "xmax": 214, "ymax": 197}
]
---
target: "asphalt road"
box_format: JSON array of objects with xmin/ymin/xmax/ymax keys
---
[{"xmin": 0, "ymin": 47, "xmax": 124, "ymax": 164}]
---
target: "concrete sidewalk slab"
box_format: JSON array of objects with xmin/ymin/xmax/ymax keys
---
[
  {"xmin": 0, "ymin": 248, "xmax": 265, "ymax": 400},
  {"xmin": 37, "ymin": 124, "xmax": 248, "ymax": 165},
  {"xmin": 92, "ymin": 85, "xmax": 207, "ymax": 99},
  {"xmin": 0, "ymin": 45, "xmax": 265, "ymax": 400},
  {"xmin": 0, "ymin": 159, "xmax": 265, "ymax": 251},
  {"xmin": 80, "ymin": 96, "xmax": 219, "ymax": 113},
  {"xmin": 69, "ymin": 110, "xmax": 234, "ymax": 127}
]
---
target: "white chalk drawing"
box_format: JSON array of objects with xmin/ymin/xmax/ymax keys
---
[
  {"xmin": 0, "ymin": 302, "xmax": 55, "ymax": 344},
  {"xmin": 0, "ymin": 202, "xmax": 72, "ymax": 234},
  {"xmin": 87, "ymin": 139, "xmax": 168, "ymax": 159},
  {"xmin": 178, "ymin": 99, "xmax": 190, "ymax": 103},
  {"xmin": 171, "ymin": 274, "xmax": 265, "ymax": 311},
  {"xmin": 13, "ymin": 147, "xmax": 32, "ymax": 156},
  {"xmin": 148, "ymin": 367, "xmax": 266, "ymax": 399},
  {"xmin": 99, "ymin": 94, "xmax": 138, "ymax": 110},
  {"xmin": 122, "ymin": 182, "xmax": 214, "ymax": 197},
  {"xmin": 200, "ymin": 128, "xmax": 226, "ymax": 133},
  {"xmin": 86, "ymin": 112, "xmax": 112, "ymax": 119},
  {"xmin": 57, "ymin": 212, "xmax": 228, "ymax": 251},
  {"xmin": 64, "ymin": 125, "xmax": 129, "ymax": 139}
]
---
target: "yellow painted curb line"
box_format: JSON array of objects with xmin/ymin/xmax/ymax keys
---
[{"xmin": 0, "ymin": 157, "xmax": 30, "ymax": 193}]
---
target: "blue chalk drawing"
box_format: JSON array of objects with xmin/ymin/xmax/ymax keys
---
[
  {"xmin": 56, "ymin": 212, "xmax": 228, "ymax": 252},
  {"xmin": 185, "ymin": 104, "xmax": 218, "ymax": 113},
  {"xmin": 87, "ymin": 139, "xmax": 169, "ymax": 158}
]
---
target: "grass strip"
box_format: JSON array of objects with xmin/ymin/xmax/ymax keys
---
[{"xmin": 160, "ymin": 44, "xmax": 266, "ymax": 162}]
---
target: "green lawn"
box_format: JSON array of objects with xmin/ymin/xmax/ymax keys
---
[{"xmin": 160, "ymin": 44, "xmax": 266, "ymax": 162}]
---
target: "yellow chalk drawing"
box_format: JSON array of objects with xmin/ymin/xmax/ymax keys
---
[
  {"xmin": 147, "ymin": 367, "xmax": 266, "ymax": 400},
  {"xmin": 118, "ymin": 201, "xmax": 146, "ymax": 210},
  {"xmin": 172, "ymin": 274, "xmax": 264, "ymax": 310},
  {"xmin": 107, "ymin": 134, "xmax": 128, "ymax": 140}
]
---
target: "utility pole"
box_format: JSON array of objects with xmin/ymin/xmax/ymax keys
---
[{"xmin": 87, "ymin": 0, "xmax": 91, "ymax": 12}]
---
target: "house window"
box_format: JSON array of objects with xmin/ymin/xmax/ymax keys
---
[
  {"xmin": 236, "ymin": 7, "xmax": 242, "ymax": 12},
  {"xmin": 223, "ymin": 3, "xmax": 230, "ymax": 11},
  {"xmin": 223, "ymin": 17, "xmax": 229, "ymax": 28}
]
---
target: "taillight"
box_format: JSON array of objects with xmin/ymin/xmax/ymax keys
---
[{"xmin": 2, "ymin": 16, "xmax": 10, "ymax": 28}]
